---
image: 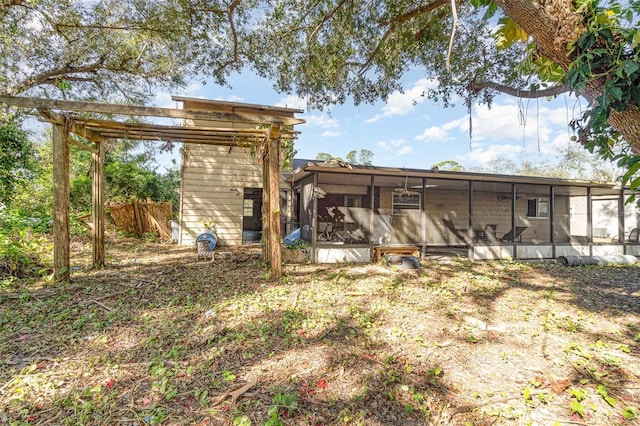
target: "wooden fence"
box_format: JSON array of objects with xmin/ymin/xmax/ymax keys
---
[{"xmin": 106, "ymin": 199, "xmax": 173, "ymax": 240}]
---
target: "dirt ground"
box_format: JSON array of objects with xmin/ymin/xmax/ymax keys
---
[{"xmin": 1, "ymin": 238, "xmax": 639, "ymax": 425}]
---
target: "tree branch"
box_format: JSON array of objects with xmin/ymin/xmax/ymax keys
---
[
  {"xmin": 357, "ymin": 0, "xmax": 449, "ymax": 74},
  {"xmin": 0, "ymin": 0, "xmax": 22, "ymax": 9},
  {"xmin": 446, "ymin": 0, "xmax": 459, "ymax": 72},
  {"xmin": 309, "ymin": 0, "xmax": 350, "ymax": 39},
  {"xmin": 357, "ymin": 27, "xmax": 394, "ymax": 75},
  {"xmin": 470, "ymin": 81, "xmax": 573, "ymax": 98},
  {"xmin": 54, "ymin": 23, "xmax": 172, "ymax": 33},
  {"xmin": 380, "ymin": 0, "xmax": 450, "ymax": 27},
  {"xmin": 214, "ymin": 0, "xmax": 243, "ymax": 74},
  {"xmin": 10, "ymin": 56, "xmax": 110, "ymax": 95}
]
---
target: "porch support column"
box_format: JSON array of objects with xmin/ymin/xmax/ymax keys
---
[
  {"xmin": 311, "ymin": 171, "xmax": 318, "ymax": 263},
  {"xmin": 510, "ymin": 183, "xmax": 516, "ymax": 259},
  {"xmin": 263, "ymin": 125, "xmax": 283, "ymax": 278},
  {"xmin": 549, "ymin": 186, "xmax": 555, "ymax": 259},
  {"xmin": 52, "ymin": 122, "xmax": 70, "ymax": 281},
  {"xmin": 618, "ymin": 189, "xmax": 625, "ymax": 253},
  {"xmin": 421, "ymin": 177, "xmax": 427, "ymax": 255},
  {"xmin": 468, "ymin": 180, "xmax": 474, "ymax": 260},
  {"xmin": 369, "ymin": 175, "xmax": 375, "ymax": 247},
  {"xmin": 587, "ymin": 187, "xmax": 593, "ymax": 256},
  {"xmin": 92, "ymin": 139, "xmax": 105, "ymax": 267}
]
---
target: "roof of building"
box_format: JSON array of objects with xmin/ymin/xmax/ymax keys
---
[{"xmin": 289, "ymin": 160, "xmax": 624, "ymax": 191}]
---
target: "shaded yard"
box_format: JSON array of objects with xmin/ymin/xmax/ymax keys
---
[{"xmin": 1, "ymin": 238, "xmax": 639, "ymax": 425}]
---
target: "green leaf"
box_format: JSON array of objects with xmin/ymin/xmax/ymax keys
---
[
  {"xmin": 605, "ymin": 395, "xmax": 617, "ymax": 407},
  {"xmin": 494, "ymin": 17, "xmax": 528, "ymax": 49},
  {"xmin": 596, "ymin": 384, "xmax": 616, "ymax": 406},
  {"xmin": 470, "ymin": 0, "xmax": 493, "ymax": 8},
  {"xmin": 623, "ymin": 61, "xmax": 640, "ymax": 77},
  {"xmin": 570, "ymin": 388, "xmax": 586, "ymax": 401},
  {"xmin": 233, "ymin": 415, "xmax": 253, "ymax": 426},
  {"xmin": 633, "ymin": 30, "xmax": 640, "ymax": 48},
  {"xmin": 523, "ymin": 387, "xmax": 531, "ymax": 401},
  {"xmin": 597, "ymin": 384, "xmax": 607, "ymax": 396},
  {"xmin": 482, "ymin": 1, "xmax": 499, "ymax": 20},
  {"xmin": 608, "ymin": 85, "xmax": 623, "ymax": 101},
  {"xmin": 571, "ymin": 400, "xmax": 585, "ymax": 417},
  {"xmin": 623, "ymin": 407, "xmax": 637, "ymax": 420}
]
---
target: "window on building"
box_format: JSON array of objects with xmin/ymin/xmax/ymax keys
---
[
  {"xmin": 344, "ymin": 195, "xmax": 362, "ymax": 208},
  {"xmin": 527, "ymin": 198, "xmax": 549, "ymax": 218},
  {"xmin": 392, "ymin": 193, "xmax": 420, "ymax": 215},
  {"xmin": 243, "ymin": 199, "xmax": 254, "ymax": 216}
]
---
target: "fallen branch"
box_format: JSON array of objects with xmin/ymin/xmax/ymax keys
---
[
  {"xmin": 210, "ymin": 380, "xmax": 257, "ymax": 407},
  {"xmin": 88, "ymin": 300, "xmax": 113, "ymax": 312}
]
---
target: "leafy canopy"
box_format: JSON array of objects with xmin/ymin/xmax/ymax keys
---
[
  {"xmin": 3, "ymin": 0, "xmax": 640, "ymax": 191},
  {"xmin": 0, "ymin": 116, "xmax": 35, "ymax": 208}
]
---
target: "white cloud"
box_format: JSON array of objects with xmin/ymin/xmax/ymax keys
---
[
  {"xmin": 458, "ymin": 142, "xmax": 525, "ymax": 166},
  {"xmin": 366, "ymin": 78, "xmax": 438, "ymax": 123},
  {"xmin": 398, "ymin": 145, "xmax": 414, "ymax": 155},
  {"xmin": 321, "ymin": 131, "xmax": 341, "ymax": 138},
  {"xmin": 222, "ymin": 94, "xmax": 246, "ymax": 103},
  {"xmin": 415, "ymin": 101, "xmax": 569, "ymax": 156},
  {"xmin": 153, "ymin": 84, "xmax": 230, "ymax": 108},
  {"xmin": 276, "ymin": 95, "xmax": 307, "ymax": 110},
  {"xmin": 378, "ymin": 138, "xmax": 411, "ymax": 150},
  {"xmin": 415, "ymin": 117, "xmax": 466, "ymax": 142},
  {"xmin": 375, "ymin": 138, "xmax": 413, "ymax": 156},
  {"xmin": 467, "ymin": 101, "xmax": 572, "ymax": 144},
  {"xmin": 376, "ymin": 140, "xmax": 390, "ymax": 150},
  {"xmin": 444, "ymin": 99, "xmax": 584, "ymax": 166},
  {"xmin": 305, "ymin": 113, "xmax": 339, "ymax": 129},
  {"xmin": 153, "ymin": 92, "xmax": 174, "ymax": 108}
]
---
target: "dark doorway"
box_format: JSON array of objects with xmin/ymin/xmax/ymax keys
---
[{"xmin": 242, "ymin": 188, "xmax": 263, "ymax": 244}]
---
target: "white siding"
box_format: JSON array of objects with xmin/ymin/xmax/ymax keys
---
[{"xmin": 180, "ymin": 144, "xmax": 262, "ymax": 246}]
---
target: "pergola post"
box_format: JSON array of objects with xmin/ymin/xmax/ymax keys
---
[
  {"xmin": 92, "ymin": 139, "xmax": 105, "ymax": 267},
  {"xmin": 262, "ymin": 143, "xmax": 271, "ymax": 265},
  {"xmin": 0, "ymin": 95, "xmax": 303, "ymax": 281},
  {"xmin": 264, "ymin": 125, "xmax": 283, "ymax": 278},
  {"xmin": 52, "ymin": 123, "xmax": 70, "ymax": 281}
]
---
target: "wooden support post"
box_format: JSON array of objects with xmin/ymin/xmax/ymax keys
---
[
  {"xmin": 92, "ymin": 140, "xmax": 105, "ymax": 267},
  {"xmin": 52, "ymin": 123, "xmax": 70, "ymax": 281},
  {"xmin": 262, "ymin": 146, "xmax": 271, "ymax": 265},
  {"xmin": 265, "ymin": 125, "xmax": 283, "ymax": 278}
]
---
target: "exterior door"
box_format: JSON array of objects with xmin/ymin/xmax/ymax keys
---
[{"xmin": 242, "ymin": 188, "xmax": 263, "ymax": 244}]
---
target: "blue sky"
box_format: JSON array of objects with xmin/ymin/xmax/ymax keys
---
[{"xmin": 154, "ymin": 69, "xmax": 584, "ymax": 172}]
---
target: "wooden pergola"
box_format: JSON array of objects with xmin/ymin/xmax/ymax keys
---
[{"xmin": 0, "ymin": 95, "xmax": 304, "ymax": 280}]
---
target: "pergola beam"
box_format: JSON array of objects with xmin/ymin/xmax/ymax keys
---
[
  {"xmin": 38, "ymin": 108, "xmax": 104, "ymax": 145},
  {"xmin": 0, "ymin": 95, "xmax": 303, "ymax": 281},
  {"xmin": 0, "ymin": 95, "xmax": 305, "ymax": 126}
]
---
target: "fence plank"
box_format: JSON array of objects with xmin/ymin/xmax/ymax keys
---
[{"xmin": 106, "ymin": 199, "xmax": 172, "ymax": 239}]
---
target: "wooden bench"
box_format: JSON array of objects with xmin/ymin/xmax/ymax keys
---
[{"xmin": 372, "ymin": 245, "xmax": 420, "ymax": 261}]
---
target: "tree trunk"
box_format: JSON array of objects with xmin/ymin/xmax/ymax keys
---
[{"xmin": 494, "ymin": 0, "xmax": 640, "ymax": 152}]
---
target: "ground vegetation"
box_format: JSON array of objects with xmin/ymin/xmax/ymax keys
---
[{"xmin": 0, "ymin": 239, "xmax": 638, "ymax": 425}]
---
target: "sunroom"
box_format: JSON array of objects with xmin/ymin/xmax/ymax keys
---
[{"xmin": 287, "ymin": 161, "xmax": 639, "ymax": 263}]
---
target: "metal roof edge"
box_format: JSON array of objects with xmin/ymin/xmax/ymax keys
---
[
  {"xmin": 288, "ymin": 161, "xmax": 624, "ymax": 189},
  {"xmin": 172, "ymin": 95, "xmax": 305, "ymax": 114}
]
